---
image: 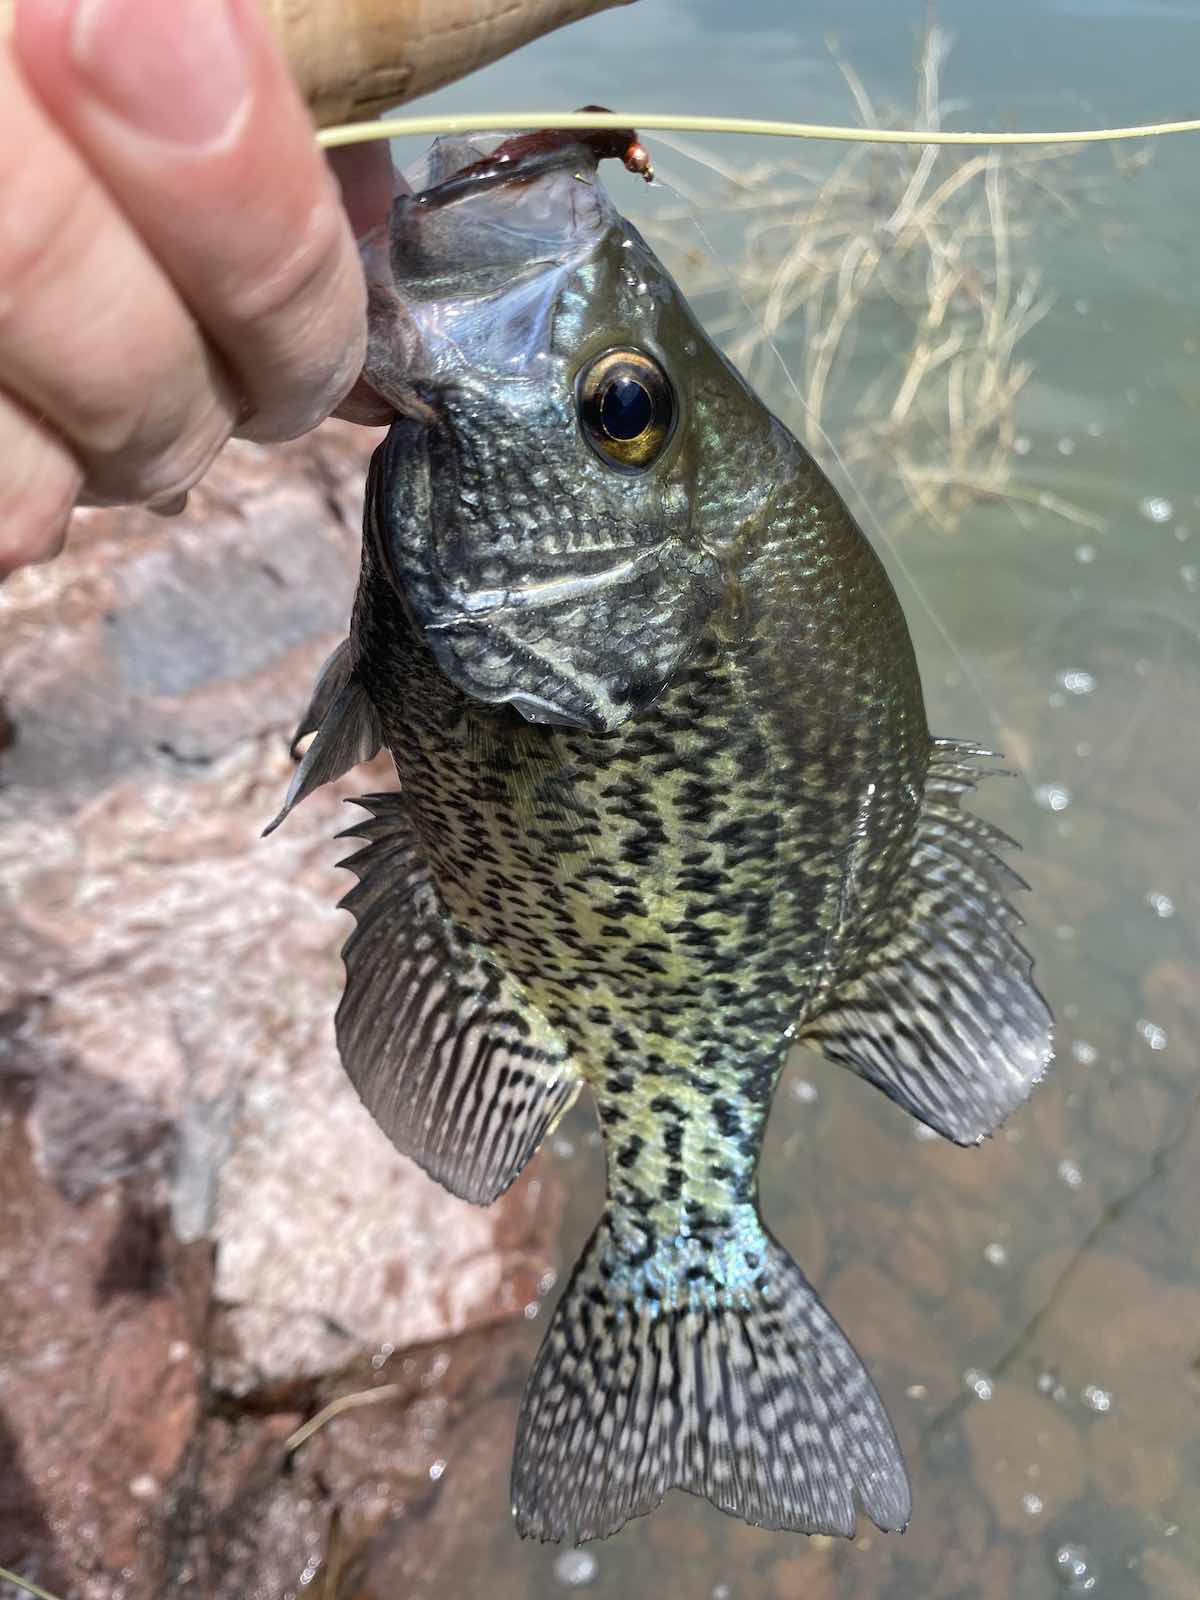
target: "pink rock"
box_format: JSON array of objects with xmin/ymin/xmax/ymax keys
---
[{"xmin": 0, "ymin": 423, "xmax": 564, "ymax": 1594}]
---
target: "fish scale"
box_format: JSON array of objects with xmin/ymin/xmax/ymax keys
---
[{"xmin": 268, "ymin": 129, "xmax": 1052, "ymax": 1546}]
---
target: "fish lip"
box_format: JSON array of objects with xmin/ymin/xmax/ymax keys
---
[
  {"xmin": 388, "ymin": 136, "xmax": 617, "ymax": 329},
  {"xmin": 407, "ymin": 139, "xmax": 598, "ymax": 212},
  {"xmin": 404, "ymin": 118, "xmax": 644, "ymax": 213}
]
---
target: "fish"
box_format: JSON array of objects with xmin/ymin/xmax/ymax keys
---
[{"xmin": 266, "ymin": 126, "xmax": 1053, "ymax": 1545}]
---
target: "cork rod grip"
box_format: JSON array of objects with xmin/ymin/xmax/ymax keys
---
[{"xmin": 0, "ymin": 0, "xmax": 635, "ymax": 127}]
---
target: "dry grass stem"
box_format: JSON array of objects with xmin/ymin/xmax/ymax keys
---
[
  {"xmin": 285, "ymin": 1382, "xmax": 405, "ymax": 1453},
  {"xmin": 650, "ymin": 25, "xmax": 1115, "ymax": 536},
  {"xmin": 0, "ymin": 1568, "xmax": 67, "ymax": 1600}
]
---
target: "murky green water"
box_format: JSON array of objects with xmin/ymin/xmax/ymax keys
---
[{"xmin": 379, "ymin": 5, "xmax": 1200, "ymax": 1596}]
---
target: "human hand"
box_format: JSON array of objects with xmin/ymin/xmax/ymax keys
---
[{"xmin": 1, "ymin": 0, "xmax": 387, "ymax": 576}]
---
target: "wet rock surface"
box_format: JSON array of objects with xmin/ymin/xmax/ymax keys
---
[{"xmin": 0, "ymin": 427, "xmax": 562, "ymax": 1598}]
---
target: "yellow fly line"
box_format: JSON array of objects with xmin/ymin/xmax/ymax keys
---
[
  {"xmin": 317, "ymin": 108, "xmax": 1200, "ymax": 152},
  {"xmin": 0, "ymin": 1566, "xmax": 66, "ymax": 1600}
]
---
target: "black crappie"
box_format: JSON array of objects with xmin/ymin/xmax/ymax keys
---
[{"xmin": 267, "ymin": 129, "xmax": 1052, "ymax": 1545}]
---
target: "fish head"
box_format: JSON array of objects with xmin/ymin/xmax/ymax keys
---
[{"xmin": 365, "ymin": 133, "xmax": 787, "ymax": 733}]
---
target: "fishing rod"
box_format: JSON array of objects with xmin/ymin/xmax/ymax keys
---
[{"xmin": 0, "ymin": 0, "xmax": 1197, "ymax": 149}]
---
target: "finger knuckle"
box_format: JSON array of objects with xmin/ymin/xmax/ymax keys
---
[
  {"xmin": 223, "ymin": 185, "xmax": 353, "ymax": 331},
  {"xmin": 86, "ymin": 397, "xmax": 233, "ymax": 507},
  {"xmin": 0, "ymin": 175, "xmax": 215, "ymax": 460},
  {"xmin": 0, "ymin": 137, "xmax": 93, "ymax": 325},
  {"xmin": 218, "ymin": 188, "xmax": 366, "ymax": 439}
]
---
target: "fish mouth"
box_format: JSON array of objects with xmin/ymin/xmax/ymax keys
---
[
  {"xmin": 404, "ymin": 117, "xmax": 649, "ymax": 212},
  {"xmin": 388, "ymin": 133, "xmax": 621, "ymax": 318}
]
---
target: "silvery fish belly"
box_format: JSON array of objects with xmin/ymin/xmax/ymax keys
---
[{"xmin": 267, "ymin": 129, "xmax": 1053, "ymax": 1545}]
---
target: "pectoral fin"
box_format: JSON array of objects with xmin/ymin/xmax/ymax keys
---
[
  {"xmin": 263, "ymin": 640, "xmax": 383, "ymax": 835},
  {"xmin": 336, "ymin": 793, "xmax": 581, "ymax": 1204},
  {"xmin": 800, "ymin": 741, "xmax": 1053, "ymax": 1145}
]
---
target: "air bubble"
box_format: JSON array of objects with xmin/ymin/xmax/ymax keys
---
[
  {"xmin": 964, "ymin": 1368, "xmax": 993, "ymax": 1400},
  {"xmin": 1023, "ymin": 1492, "xmax": 1044, "ymax": 1516},
  {"xmin": 1057, "ymin": 670, "xmax": 1095, "ymax": 695},
  {"xmin": 1137, "ymin": 1019, "xmax": 1167, "ymax": 1051},
  {"xmin": 1034, "ymin": 784, "xmax": 1071, "ymax": 812},
  {"xmin": 984, "ymin": 1242, "xmax": 1008, "ymax": 1267},
  {"xmin": 790, "ymin": 1078, "xmax": 818, "ymax": 1104},
  {"xmin": 1053, "ymin": 1543, "xmax": 1098, "ymax": 1592},
  {"xmin": 1147, "ymin": 892, "xmax": 1175, "ymax": 918},
  {"xmin": 1058, "ymin": 1159, "xmax": 1084, "ymax": 1190},
  {"xmin": 1057, "ymin": 437, "xmax": 1077, "ymax": 456},
  {"xmin": 1071, "ymin": 1040, "xmax": 1097, "ymax": 1066},
  {"xmin": 1141, "ymin": 495, "xmax": 1173, "ymax": 523},
  {"xmin": 1074, "ymin": 544, "xmax": 1096, "ymax": 564},
  {"xmin": 1082, "ymin": 1383, "xmax": 1112, "ymax": 1413},
  {"xmin": 555, "ymin": 1549, "xmax": 599, "ymax": 1588}
]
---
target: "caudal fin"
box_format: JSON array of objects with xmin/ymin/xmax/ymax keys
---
[{"xmin": 511, "ymin": 1214, "xmax": 910, "ymax": 1543}]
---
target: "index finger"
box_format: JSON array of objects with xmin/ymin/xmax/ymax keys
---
[{"xmin": 13, "ymin": 0, "xmax": 367, "ymax": 443}]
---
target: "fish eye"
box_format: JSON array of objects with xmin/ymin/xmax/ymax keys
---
[{"xmin": 575, "ymin": 348, "xmax": 676, "ymax": 472}]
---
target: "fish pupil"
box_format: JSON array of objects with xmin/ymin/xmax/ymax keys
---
[{"xmin": 601, "ymin": 377, "xmax": 653, "ymax": 440}]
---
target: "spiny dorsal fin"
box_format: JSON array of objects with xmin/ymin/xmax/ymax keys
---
[
  {"xmin": 512, "ymin": 1214, "xmax": 910, "ymax": 1543},
  {"xmin": 336, "ymin": 794, "xmax": 581, "ymax": 1204},
  {"xmin": 263, "ymin": 640, "xmax": 383, "ymax": 835},
  {"xmin": 800, "ymin": 740, "xmax": 1053, "ymax": 1145}
]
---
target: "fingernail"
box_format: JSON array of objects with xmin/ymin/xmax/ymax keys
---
[{"xmin": 72, "ymin": 0, "xmax": 250, "ymax": 146}]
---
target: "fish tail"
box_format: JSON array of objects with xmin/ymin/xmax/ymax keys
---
[{"xmin": 511, "ymin": 1209, "xmax": 910, "ymax": 1543}]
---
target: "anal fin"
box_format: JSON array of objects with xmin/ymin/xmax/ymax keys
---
[
  {"xmin": 336, "ymin": 793, "xmax": 581, "ymax": 1204},
  {"xmin": 800, "ymin": 740, "xmax": 1053, "ymax": 1145}
]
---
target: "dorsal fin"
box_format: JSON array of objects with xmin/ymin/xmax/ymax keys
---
[
  {"xmin": 800, "ymin": 740, "xmax": 1053, "ymax": 1145},
  {"xmin": 335, "ymin": 794, "xmax": 582, "ymax": 1204},
  {"xmin": 263, "ymin": 640, "xmax": 383, "ymax": 835}
]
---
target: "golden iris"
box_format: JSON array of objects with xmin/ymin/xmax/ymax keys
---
[{"xmin": 576, "ymin": 348, "xmax": 676, "ymax": 471}]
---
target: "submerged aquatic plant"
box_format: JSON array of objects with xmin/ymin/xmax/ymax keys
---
[{"xmin": 646, "ymin": 28, "xmax": 1119, "ymax": 536}]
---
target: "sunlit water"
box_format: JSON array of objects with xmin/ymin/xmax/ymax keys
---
[{"xmin": 374, "ymin": 5, "xmax": 1200, "ymax": 1596}]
